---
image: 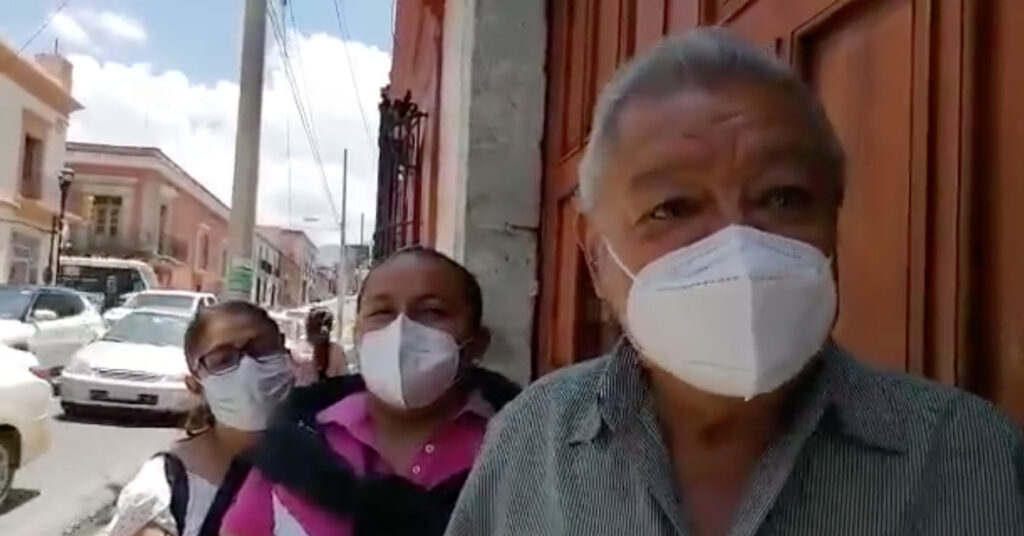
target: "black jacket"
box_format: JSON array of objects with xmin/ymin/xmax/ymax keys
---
[{"xmin": 254, "ymin": 368, "xmax": 521, "ymax": 535}]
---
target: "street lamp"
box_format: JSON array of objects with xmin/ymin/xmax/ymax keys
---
[{"xmin": 47, "ymin": 168, "xmax": 75, "ymax": 284}]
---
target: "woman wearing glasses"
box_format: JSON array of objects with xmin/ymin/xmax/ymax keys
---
[{"xmin": 108, "ymin": 301, "xmax": 295, "ymax": 536}]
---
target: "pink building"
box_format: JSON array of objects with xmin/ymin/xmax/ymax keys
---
[{"xmin": 65, "ymin": 143, "xmax": 233, "ymax": 293}]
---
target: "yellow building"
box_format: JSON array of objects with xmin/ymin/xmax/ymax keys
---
[{"xmin": 0, "ymin": 40, "xmax": 82, "ymax": 284}]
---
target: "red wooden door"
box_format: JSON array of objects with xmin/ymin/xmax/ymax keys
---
[{"xmin": 538, "ymin": 0, "xmax": 1024, "ymax": 425}]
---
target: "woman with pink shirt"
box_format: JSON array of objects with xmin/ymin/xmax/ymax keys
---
[{"xmin": 220, "ymin": 246, "xmax": 520, "ymax": 536}]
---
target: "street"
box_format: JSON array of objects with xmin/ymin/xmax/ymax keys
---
[{"xmin": 0, "ymin": 399, "xmax": 179, "ymax": 536}]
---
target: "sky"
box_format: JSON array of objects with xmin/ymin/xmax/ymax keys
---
[{"xmin": 0, "ymin": 0, "xmax": 393, "ymax": 248}]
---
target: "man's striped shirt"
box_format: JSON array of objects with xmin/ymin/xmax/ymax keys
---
[{"xmin": 445, "ymin": 343, "xmax": 1024, "ymax": 535}]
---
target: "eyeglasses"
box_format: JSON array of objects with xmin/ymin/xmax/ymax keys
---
[{"xmin": 195, "ymin": 337, "xmax": 285, "ymax": 375}]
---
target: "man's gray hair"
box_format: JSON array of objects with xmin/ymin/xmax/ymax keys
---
[{"xmin": 577, "ymin": 27, "xmax": 845, "ymax": 213}]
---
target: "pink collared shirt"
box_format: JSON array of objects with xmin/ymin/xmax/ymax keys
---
[{"xmin": 221, "ymin": 391, "xmax": 493, "ymax": 536}]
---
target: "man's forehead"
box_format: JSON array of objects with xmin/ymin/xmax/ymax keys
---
[{"xmin": 614, "ymin": 88, "xmax": 796, "ymax": 146}]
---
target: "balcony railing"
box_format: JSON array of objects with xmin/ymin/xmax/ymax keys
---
[
  {"xmin": 373, "ymin": 90, "xmax": 426, "ymax": 262},
  {"xmin": 65, "ymin": 230, "xmax": 151, "ymax": 258}
]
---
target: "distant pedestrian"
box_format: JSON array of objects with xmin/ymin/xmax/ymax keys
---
[
  {"xmin": 290, "ymin": 308, "xmax": 347, "ymax": 386},
  {"xmin": 220, "ymin": 246, "xmax": 520, "ymax": 536},
  {"xmin": 107, "ymin": 301, "xmax": 294, "ymax": 536}
]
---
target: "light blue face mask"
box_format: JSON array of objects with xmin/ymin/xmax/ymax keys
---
[{"xmin": 201, "ymin": 353, "xmax": 294, "ymax": 431}]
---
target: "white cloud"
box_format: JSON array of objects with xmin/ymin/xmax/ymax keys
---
[
  {"xmin": 66, "ymin": 30, "xmax": 389, "ymax": 248},
  {"xmin": 45, "ymin": 9, "xmax": 147, "ymax": 53},
  {"xmin": 79, "ymin": 11, "xmax": 147, "ymax": 43},
  {"xmin": 50, "ymin": 12, "xmax": 90, "ymax": 46}
]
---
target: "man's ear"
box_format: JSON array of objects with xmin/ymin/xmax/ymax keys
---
[{"xmin": 576, "ymin": 211, "xmax": 604, "ymax": 300}]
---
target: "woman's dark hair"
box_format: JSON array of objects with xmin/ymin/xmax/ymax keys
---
[
  {"xmin": 306, "ymin": 308, "xmax": 333, "ymax": 378},
  {"xmin": 357, "ymin": 246, "xmax": 484, "ymax": 329},
  {"xmin": 181, "ymin": 300, "xmax": 281, "ymax": 437}
]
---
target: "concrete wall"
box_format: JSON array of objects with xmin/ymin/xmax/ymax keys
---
[{"xmin": 435, "ymin": 0, "xmax": 546, "ymax": 385}]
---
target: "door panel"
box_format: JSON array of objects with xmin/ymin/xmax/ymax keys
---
[
  {"xmin": 799, "ymin": 0, "xmax": 915, "ymax": 372},
  {"xmin": 974, "ymin": 0, "xmax": 1024, "ymax": 424}
]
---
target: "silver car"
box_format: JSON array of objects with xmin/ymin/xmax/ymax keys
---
[{"xmin": 60, "ymin": 309, "xmax": 197, "ymax": 417}]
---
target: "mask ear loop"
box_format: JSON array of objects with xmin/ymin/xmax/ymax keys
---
[
  {"xmin": 603, "ymin": 240, "xmax": 638, "ymax": 281},
  {"xmin": 452, "ymin": 336, "xmax": 478, "ymax": 386},
  {"xmin": 603, "ymin": 240, "xmax": 653, "ymax": 359}
]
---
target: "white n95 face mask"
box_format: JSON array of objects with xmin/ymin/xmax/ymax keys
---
[
  {"xmin": 201, "ymin": 354, "xmax": 294, "ymax": 431},
  {"xmin": 606, "ymin": 225, "xmax": 837, "ymax": 400},
  {"xmin": 358, "ymin": 315, "xmax": 460, "ymax": 410}
]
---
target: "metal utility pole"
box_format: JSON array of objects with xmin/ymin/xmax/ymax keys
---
[
  {"xmin": 225, "ymin": 0, "xmax": 267, "ymax": 301},
  {"xmin": 336, "ymin": 148, "xmax": 349, "ymax": 344}
]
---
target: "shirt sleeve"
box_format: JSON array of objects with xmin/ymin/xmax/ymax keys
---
[
  {"xmin": 444, "ymin": 403, "xmax": 535, "ymax": 536},
  {"xmin": 107, "ymin": 456, "xmax": 177, "ymax": 536},
  {"xmin": 916, "ymin": 394, "xmax": 1024, "ymax": 533},
  {"xmin": 220, "ymin": 469, "xmax": 275, "ymax": 536}
]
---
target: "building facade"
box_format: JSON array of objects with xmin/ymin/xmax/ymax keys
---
[
  {"xmin": 252, "ymin": 232, "xmax": 281, "ymax": 308},
  {"xmin": 66, "ymin": 143, "xmax": 290, "ymax": 305},
  {"xmin": 0, "ymin": 43, "xmax": 83, "ymax": 285},
  {"xmin": 258, "ymin": 226, "xmax": 327, "ymax": 305},
  {"xmin": 382, "ymin": 0, "xmax": 1024, "ymax": 424}
]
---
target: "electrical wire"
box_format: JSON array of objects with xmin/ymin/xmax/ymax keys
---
[
  {"xmin": 19, "ymin": 0, "xmax": 72, "ymax": 52},
  {"xmin": 390, "ymin": 0, "xmax": 397, "ymax": 44},
  {"xmin": 330, "ymin": 0, "xmax": 373, "ymax": 143},
  {"xmin": 267, "ymin": 2, "xmax": 340, "ymax": 224}
]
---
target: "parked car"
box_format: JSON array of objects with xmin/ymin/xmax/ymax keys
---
[
  {"xmin": 102, "ymin": 290, "xmax": 216, "ymax": 324},
  {"xmin": 0, "ymin": 286, "xmax": 106, "ymax": 375},
  {"xmin": 0, "ymin": 356, "xmax": 53, "ymax": 506},
  {"xmin": 61, "ymin": 309, "xmax": 197, "ymax": 417}
]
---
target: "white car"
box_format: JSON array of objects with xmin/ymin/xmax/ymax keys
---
[
  {"xmin": 61, "ymin": 309, "xmax": 198, "ymax": 416},
  {"xmin": 103, "ymin": 290, "xmax": 217, "ymax": 324},
  {"xmin": 0, "ymin": 286, "xmax": 106, "ymax": 375},
  {"xmin": 0, "ymin": 355, "xmax": 53, "ymax": 506}
]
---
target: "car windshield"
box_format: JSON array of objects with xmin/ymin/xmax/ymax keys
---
[
  {"xmin": 102, "ymin": 312, "xmax": 189, "ymax": 347},
  {"xmin": 127, "ymin": 294, "xmax": 196, "ymax": 311},
  {"xmin": 0, "ymin": 287, "xmax": 34, "ymax": 320}
]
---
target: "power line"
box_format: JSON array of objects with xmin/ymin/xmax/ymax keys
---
[
  {"xmin": 390, "ymin": 0, "xmax": 397, "ymax": 43},
  {"xmin": 285, "ymin": 0, "xmax": 319, "ymax": 145},
  {"xmin": 267, "ymin": 2, "xmax": 340, "ymax": 224},
  {"xmin": 330, "ymin": 0, "xmax": 373, "ymax": 143},
  {"xmin": 20, "ymin": 0, "xmax": 71, "ymax": 52}
]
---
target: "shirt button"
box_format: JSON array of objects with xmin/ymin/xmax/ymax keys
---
[
  {"xmin": 424, "ymin": 444, "xmax": 435, "ymax": 454},
  {"xmin": 411, "ymin": 465, "xmax": 422, "ymax": 475}
]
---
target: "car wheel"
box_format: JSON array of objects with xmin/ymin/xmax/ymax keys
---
[
  {"xmin": 61, "ymin": 402, "xmax": 84, "ymax": 420},
  {"xmin": 0, "ymin": 433, "xmax": 15, "ymax": 507}
]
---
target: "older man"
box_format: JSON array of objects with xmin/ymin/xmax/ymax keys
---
[{"xmin": 444, "ymin": 28, "xmax": 1023, "ymax": 536}]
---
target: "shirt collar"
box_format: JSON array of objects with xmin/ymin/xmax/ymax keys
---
[
  {"xmin": 316, "ymin": 388, "xmax": 495, "ymax": 430},
  {"xmin": 569, "ymin": 339, "xmax": 907, "ymax": 453}
]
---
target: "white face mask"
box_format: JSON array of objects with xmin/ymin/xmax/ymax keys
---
[
  {"xmin": 201, "ymin": 353, "xmax": 294, "ymax": 431},
  {"xmin": 606, "ymin": 225, "xmax": 837, "ymax": 400},
  {"xmin": 358, "ymin": 315, "xmax": 461, "ymax": 410}
]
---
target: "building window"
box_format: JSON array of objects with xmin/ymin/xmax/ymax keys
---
[
  {"xmin": 8, "ymin": 232, "xmax": 41, "ymax": 284},
  {"xmin": 20, "ymin": 135, "xmax": 43, "ymax": 199},
  {"xmin": 157, "ymin": 205, "xmax": 168, "ymax": 251},
  {"xmin": 91, "ymin": 196, "xmax": 123, "ymax": 237},
  {"xmin": 374, "ymin": 92, "xmax": 427, "ymax": 262},
  {"xmin": 198, "ymin": 233, "xmax": 210, "ymax": 270}
]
